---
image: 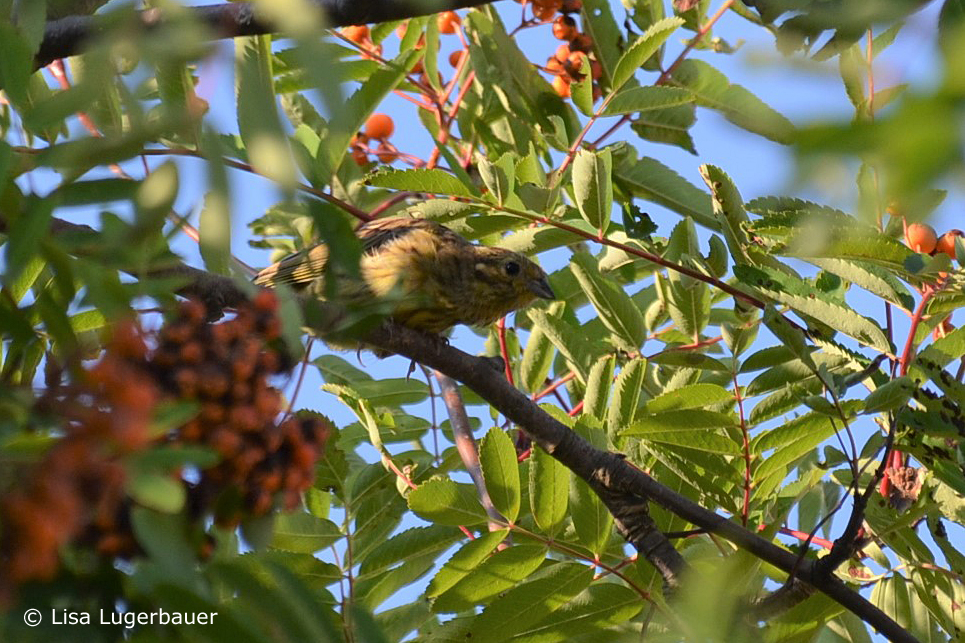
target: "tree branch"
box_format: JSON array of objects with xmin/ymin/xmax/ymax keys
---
[
  {"xmin": 360, "ymin": 322, "xmax": 917, "ymax": 643},
  {"xmin": 37, "ymin": 0, "xmax": 497, "ymax": 69}
]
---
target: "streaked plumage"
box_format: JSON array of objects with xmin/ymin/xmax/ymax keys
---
[{"xmin": 253, "ymin": 217, "xmax": 555, "ymax": 335}]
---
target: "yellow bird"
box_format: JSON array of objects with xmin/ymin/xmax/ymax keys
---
[{"xmin": 253, "ymin": 217, "xmax": 555, "ymax": 335}]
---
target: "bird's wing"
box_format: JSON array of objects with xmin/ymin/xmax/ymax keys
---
[
  {"xmin": 252, "ymin": 243, "xmax": 329, "ymax": 288},
  {"xmin": 253, "ymin": 218, "xmax": 451, "ymax": 288},
  {"xmin": 357, "ymin": 217, "xmax": 455, "ymax": 255}
]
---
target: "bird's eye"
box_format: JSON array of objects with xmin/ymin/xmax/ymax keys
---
[{"xmin": 504, "ymin": 261, "xmax": 520, "ymax": 276}]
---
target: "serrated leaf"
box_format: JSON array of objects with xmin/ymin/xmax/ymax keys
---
[
  {"xmin": 863, "ymin": 376, "xmax": 915, "ymax": 414},
  {"xmin": 520, "ymin": 315, "xmax": 556, "ymax": 395},
  {"xmin": 583, "ymin": 355, "xmax": 616, "ymax": 421},
  {"xmin": 471, "ymin": 563, "xmax": 593, "ymax": 643},
  {"xmin": 630, "ymin": 102, "xmax": 698, "ymax": 154},
  {"xmin": 570, "ymin": 476, "xmax": 612, "ymax": 556},
  {"xmin": 614, "ymin": 156, "xmax": 715, "ymax": 229},
  {"xmin": 602, "ymin": 85, "xmax": 693, "ymax": 116},
  {"xmin": 671, "ymin": 59, "xmax": 794, "ymax": 143},
  {"xmin": 611, "ymin": 17, "xmax": 685, "ymax": 91},
  {"xmin": 359, "ymin": 525, "xmax": 458, "ymax": 576},
  {"xmin": 367, "ymin": 168, "xmax": 476, "ymax": 197},
  {"xmin": 644, "ymin": 383, "xmax": 732, "ymax": 412},
  {"xmin": 737, "ymin": 265, "xmax": 892, "ymax": 353},
  {"xmin": 528, "ymin": 307, "xmax": 604, "ymax": 381},
  {"xmin": 511, "ymin": 582, "xmax": 644, "ymax": 640},
  {"xmin": 433, "ymin": 544, "xmax": 547, "ymax": 613},
  {"xmin": 607, "ymin": 358, "xmax": 647, "ymax": 437},
  {"xmin": 480, "ymin": 428, "xmax": 521, "ymax": 523},
  {"xmin": 804, "ymin": 257, "xmax": 914, "ymax": 310},
  {"xmin": 271, "ymin": 512, "xmax": 343, "ymax": 553},
  {"xmin": 572, "ymin": 149, "xmax": 613, "ymax": 234},
  {"xmin": 409, "ymin": 478, "xmax": 489, "ymax": 526},
  {"xmin": 427, "ymin": 529, "xmax": 509, "ymax": 598},
  {"xmin": 570, "ymin": 252, "xmax": 647, "ymax": 350},
  {"xmin": 529, "ymin": 447, "xmax": 569, "ymax": 536}
]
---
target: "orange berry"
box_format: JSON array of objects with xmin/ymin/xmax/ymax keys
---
[
  {"xmin": 561, "ymin": 0, "xmax": 582, "ymax": 12},
  {"xmin": 449, "ymin": 50, "xmax": 465, "ymax": 67},
  {"xmin": 590, "ymin": 59, "xmax": 602, "ymax": 79},
  {"xmin": 571, "ymin": 33, "xmax": 593, "ymax": 53},
  {"xmin": 552, "ymin": 75, "xmax": 570, "ymax": 98},
  {"xmin": 533, "ymin": 0, "xmax": 559, "ymax": 21},
  {"xmin": 936, "ymin": 229, "xmax": 964, "ymax": 259},
  {"xmin": 376, "ymin": 144, "xmax": 399, "ymax": 164},
  {"xmin": 905, "ymin": 222, "xmax": 938, "ymax": 254},
  {"xmin": 438, "ymin": 11, "xmax": 461, "ymax": 34},
  {"xmin": 364, "ymin": 113, "xmax": 394, "ymax": 139},
  {"xmin": 545, "ymin": 56, "xmax": 564, "ymax": 74},
  {"xmin": 566, "ymin": 51, "xmax": 585, "ymax": 71},
  {"xmin": 555, "ymin": 43, "xmax": 571, "ymax": 62},
  {"xmin": 552, "ymin": 15, "xmax": 577, "ymax": 40},
  {"xmin": 340, "ymin": 25, "xmax": 370, "ymax": 44},
  {"xmin": 351, "ymin": 149, "xmax": 369, "ymax": 166}
]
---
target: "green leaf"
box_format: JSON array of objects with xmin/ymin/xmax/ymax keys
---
[
  {"xmin": 528, "ymin": 306, "xmax": 604, "ymax": 382},
  {"xmin": 614, "ymin": 156, "xmax": 716, "ymax": 230},
  {"xmin": 200, "ymin": 134, "xmax": 232, "ymax": 276},
  {"xmin": 359, "ymin": 525, "xmax": 458, "ymax": 576},
  {"xmin": 271, "ymin": 512, "xmax": 343, "ymax": 553},
  {"xmin": 583, "ymin": 354, "xmax": 616, "ymax": 421},
  {"xmin": 480, "ymin": 428, "xmax": 521, "ymax": 523},
  {"xmin": 610, "ymin": 17, "xmax": 685, "ymax": 91},
  {"xmin": 629, "ymin": 103, "xmax": 697, "ymax": 154},
  {"xmin": 674, "ymin": 58, "xmax": 795, "ymax": 143},
  {"xmin": 366, "ymin": 168, "xmax": 476, "ymax": 197},
  {"xmin": 804, "ymin": 257, "xmax": 914, "ymax": 310},
  {"xmin": 125, "ymin": 471, "xmax": 185, "ymax": 513},
  {"xmin": 602, "ymin": 86, "xmax": 693, "ymax": 116},
  {"xmin": 236, "ymin": 35, "xmax": 297, "ymax": 187},
  {"xmin": 433, "ymin": 544, "xmax": 547, "ymax": 612},
  {"xmin": 863, "ymin": 376, "xmax": 915, "ymax": 414},
  {"xmin": 644, "ymin": 383, "xmax": 732, "ymax": 412},
  {"xmin": 511, "ymin": 583, "xmax": 644, "ymax": 640},
  {"xmin": 471, "ymin": 563, "xmax": 593, "ymax": 643},
  {"xmin": 666, "ymin": 271, "xmax": 711, "ymax": 339},
  {"xmin": 579, "ymin": 0, "xmax": 625, "ymax": 85},
  {"xmin": 570, "ymin": 252, "xmax": 646, "ymax": 351},
  {"xmin": 570, "ymin": 474, "xmax": 613, "ymax": 556},
  {"xmin": 572, "ymin": 149, "xmax": 613, "ymax": 234},
  {"xmin": 607, "ymin": 358, "xmax": 647, "ymax": 437},
  {"xmin": 427, "ymin": 529, "xmax": 509, "ymax": 598},
  {"xmin": 736, "ymin": 265, "xmax": 892, "ymax": 353},
  {"xmin": 520, "ymin": 314, "xmax": 557, "ymax": 394},
  {"xmin": 529, "ymin": 447, "xmax": 569, "ymax": 536},
  {"xmin": 478, "ymin": 153, "xmax": 516, "ymax": 205},
  {"xmin": 408, "ymin": 478, "xmax": 489, "ymax": 526}
]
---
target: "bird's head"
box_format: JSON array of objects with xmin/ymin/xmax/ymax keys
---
[{"xmin": 471, "ymin": 247, "xmax": 555, "ymax": 319}]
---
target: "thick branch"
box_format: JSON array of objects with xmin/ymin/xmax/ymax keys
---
[
  {"xmin": 361, "ymin": 323, "xmax": 916, "ymax": 643},
  {"xmin": 37, "ymin": 0, "xmax": 497, "ymax": 68}
]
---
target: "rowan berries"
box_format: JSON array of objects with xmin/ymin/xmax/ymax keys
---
[
  {"xmin": 905, "ymin": 223, "xmax": 938, "ymax": 254},
  {"xmin": 364, "ymin": 113, "xmax": 395, "ymax": 139}
]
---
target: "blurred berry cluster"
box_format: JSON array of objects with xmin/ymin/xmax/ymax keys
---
[{"xmin": 0, "ymin": 291, "xmax": 331, "ymax": 598}]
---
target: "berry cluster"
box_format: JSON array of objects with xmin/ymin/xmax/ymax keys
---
[
  {"xmin": 524, "ymin": 0, "xmax": 600, "ymax": 99},
  {"xmin": 904, "ymin": 222, "xmax": 963, "ymax": 260},
  {"xmin": 0, "ymin": 292, "xmax": 331, "ymax": 597},
  {"xmin": 1, "ymin": 321, "xmax": 156, "ymax": 593},
  {"xmin": 351, "ymin": 113, "xmax": 399, "ymax": 166},
  {"xmin": 152, "ymin": 292, "xmax": 331, "ymax": 527}
]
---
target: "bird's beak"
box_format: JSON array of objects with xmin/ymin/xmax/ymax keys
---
[{"xmin": 528, "ymin": 277, "xmax": 556, "ymax": 300}]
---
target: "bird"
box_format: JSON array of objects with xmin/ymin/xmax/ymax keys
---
[{"xmin": 253, "ymin": 217, "xmax": 555, "ymax": 338}]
